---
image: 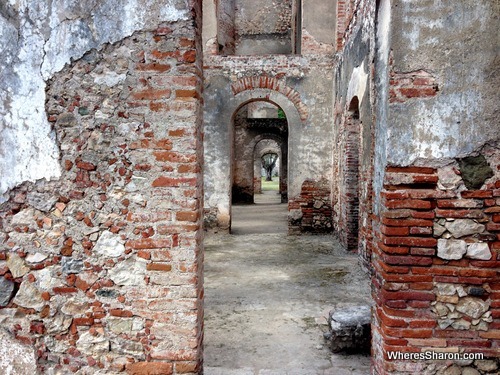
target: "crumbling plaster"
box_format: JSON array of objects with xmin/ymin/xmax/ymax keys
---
[
  {"xmin": 0, "ymin": 0, "xmax": 190, "ymax": 203},
  {"xmin": 388, "ymin": 0, "xmax": 500, "ymax": 166}
]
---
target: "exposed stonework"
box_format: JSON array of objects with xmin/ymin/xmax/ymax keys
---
[{"xmin": 0, "ymin": 2, "xmax": 204, "ymax": 372}]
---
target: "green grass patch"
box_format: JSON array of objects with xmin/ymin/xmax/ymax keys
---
[{"xmin": 261, "ymin": 177, "xmax": 279, "ymax": 191}]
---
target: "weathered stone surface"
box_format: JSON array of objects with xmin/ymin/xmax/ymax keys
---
[
  {"xmin": 45, "ymin": 313, "xmax": 72, "ymax": 334},
  {"xmin": 94, "ymin": 230, "xmax": 125, "ymax": 258},
  {"xmin": 61, "ymin": 300, "xmax": 88, "ymax": 316},
  {"xmin": 433, "ymin": 222, "xmax": 447, "ymax": 237},
  {"xmin": 111, "ymin": 338, "xmax": 145, "ymax": 357},
  {"xmin": 451, "ymin": 319, "xmax": 471, "ymax": 330},
  {"xmin": 458, "ymin": 155, "xmax": 494, "ymax": 190},
  {"xmin": 445, "ymin": 219, "xmax": 485, "ymax": 238},
  {"xmin": 76, "ymin": 331, "xmax": 110, "ymax": 355},
  {"xmin": 34, "ymin": 267, "xmax": 61, "ymax": 291},
  {"xmin": 466, "ymin": 243, "xmax": 491, "ymax": 260},
  {"xmin": 26, "ymin": 191, "xmax": 58, "ymax": 212},
  {"xmin": 0, "ymin": 278, "xmax": 15, "ymax": 307},
  {"xmin": 461, "ymin": 368, "xmax": 480, "ymax": 375},
  {"xmin": 44, "ymin": 336, "xmax": 71, "ymax": 353},
  {"xmin": 25, "ymin": 252, "xmax": 48, "ymax": 263},
  {"xmin": 437, "ymin": 239, "xmax": 467, "ymax": 260},
  {"xmin": 325, "ymin": 305, "xmax": 371, "ymax": 353},
  {"xmin": 108, "ymin": 257, "xmax": 147, "ymax": 286},
  {"xmin": 435, "ymin": 284, "xmax": 456, "ymax": 296},
  {"xmin": 6, "ymin": 253, "xmax": 29, "ymax": 278},
  {"xmin": 0, "ymin": 329, "xmax": 37, "ymax": 375},
  {"xmin": 61, "ymin": 257, "xmax": 84, "ymax": 274},
  {"xmin": 442, "ymin": 365, "xmax": 462, "ymax": 375},
  {"xmin": 437, "ymin": 166, "xmax": 463, "ymax": 190},
  {"xmin": 10, "ymin": 208, "xmax": 36, "ymax": 226},
  {"xmin": 13, "ymin": 281, "xmax": 44, "ymax": 311},
  {"xmin": 474, "ymin": 360, "xmax": 498, "ymax": 372},
  {"xmin": 456, "ymin": 297, "xmax": 489, "ymax": 319}
]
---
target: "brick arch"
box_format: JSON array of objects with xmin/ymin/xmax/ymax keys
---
[{"xmin": 230, "ymin": 77, "xmax": 309, "ymax": 122}]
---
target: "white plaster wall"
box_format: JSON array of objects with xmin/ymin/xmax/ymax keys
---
[{"xmin": 0, "ymin": 0, "xmax": 190, "ymax": 202}]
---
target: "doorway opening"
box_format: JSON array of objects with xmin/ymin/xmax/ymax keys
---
[{"xmin": 231, "ymin": 100, "xmax": 288, "ymax": 234}]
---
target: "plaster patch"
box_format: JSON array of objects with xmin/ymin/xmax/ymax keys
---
[{"xmin": 346, "ymin": 61, "xmax": 368, "ymax": 108}]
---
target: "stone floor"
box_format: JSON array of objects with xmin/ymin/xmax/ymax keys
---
[{"xmin": 204, "ymin": 191, "xmax": 372, "ymax": 375}]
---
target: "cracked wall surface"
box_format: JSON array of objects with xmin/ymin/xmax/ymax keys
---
[{"xmin": 0, "ymin": 0, "xmax": 190, "ymax": 203}]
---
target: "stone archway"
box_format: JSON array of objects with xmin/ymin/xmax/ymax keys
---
[{"xmin": 203, "ymin": 77, "xmax": 307, "ymax": 232}]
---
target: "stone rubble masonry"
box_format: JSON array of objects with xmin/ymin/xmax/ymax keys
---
[
  {"xmin": 371, "ymin": 152, "xmax": 500, "ymax": 374},
  {"xmin": 288, "ymin": 179, "xmax": 333, "ymax": 234},
  {"xmin": 0, "ymin": 5, "xmax": 204, "ymax": 373}
]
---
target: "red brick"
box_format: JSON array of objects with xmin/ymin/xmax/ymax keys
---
[
  {"xmin": 175, "ymin": 89, "xmax": 199, "ymax": 99},
  {"xmin": 126, "ymin": 238, "xmax": 172, "ymax": 250},
  {"xmin": 382, "ymin": 254, "xmax": 433, "ymax": 266},
  {"xmin": 152, "ymin": 176, "xmax": 197, "ymax": 187},
  {"xmin": 126, "ymin": 362, "xmax": 173, "ymax": 375},
  {"xmin": 382, "ymin": 218, "xmax": 433, "ymax": 227},
  {"xmin": 136, "ymin": 63, "xmax": 171, "ymax": 72},
  {"xmin": 169, "ymin": 129, "xmax": 186, "ymax": 137},
  {"xmin": 385, "ymin": 328, "xmax": 433, "ymax": 339},
  {"xmin": 381, "ymin": 290, "xmax": 435, "ymax": 302},
  {"xmin": 153, "ymin": 151, "xmax": 196, "ymax": 163},
  {"xmin": 176, "ymin": 211, "xmax": 199, "ymax": 222},
  {"xmin": 181, "ymin": 50, "xmax": 196, "ymax": 63},
  {"xmin": 378, "ymin": 311, "xmax": 408, "ymax": 328},
  {"xmin": 381, "ymin": 225, "xmax": 409, "ymax": 236},
  {"xmin": 146, "ymin": 263, "xmax": 172, "ymax": 272},
  {"xmin": 385, "ymin": 199, "xmax": 432, "ymax": 210},
  {"xmin": 132, "ymin": 89, "xmax": 171, "ymax": 101},
  {"xmin": 461, "ymin": 190, "xmax": 493, "ymax": 199},
  {"xmin": 110, "ymin": 309, "xmax": 134, "ymax": 317},
  {"xmin": 386, "ymin": 166, "xmax": 436, "ymax": 174},
  {"xmin": 437, "ymin": 199, "xmax": 483, "ymax": 208},
  {"xmin": 436, "ymin": 209, "xmax": 486, "ymax": 219},
  {"xmin": 378, "ymin": 242, "xmax": 410, "ymax": 255},
  {"xmin": 408, "ymin": 320, "xmax": 436, "ymax": 329},
  {"xmin": 383, "ymin": 236, "xmax": 437, "ymax": 248},
  {"xmin": 410, "ymin": 247, "xmax": 435, "ymax": 256},
  {"xmin": 72, "ymin": 318, "xmax": 94, "ymax": 326},
  {"xmin": 409, "ymin": 227, "xmax": 433, "ymax": 235}
]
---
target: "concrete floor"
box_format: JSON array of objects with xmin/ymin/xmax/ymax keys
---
[{"xmin": 204, "ymin": 191, "xmax": 372, "ymax": 375}]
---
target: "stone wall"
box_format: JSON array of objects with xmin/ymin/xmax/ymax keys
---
[
  {"xmin": 369, "ymin": 0, "xmax": 500, "ymax": 373},
  {"xmin": 332, "ymin": 0, "xmax": 375, "ymax": 267},
  {"xmin": 0, "ymin": 5, "xmax": 204, "ymax": 374}
]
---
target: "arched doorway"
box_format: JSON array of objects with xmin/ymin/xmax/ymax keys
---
[{"xmin": 231, "ymin": 101, "xmax": 288, "ymax": 204}]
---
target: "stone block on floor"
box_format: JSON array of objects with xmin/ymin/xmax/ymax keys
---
[{"xmin": 324, "ymin": 305, "xmax": 371, "ymax": 353}]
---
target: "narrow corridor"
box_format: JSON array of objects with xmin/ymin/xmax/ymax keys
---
[{"xmin": 204, "ymin": 192, "xmax": 371, "ymax": 374}]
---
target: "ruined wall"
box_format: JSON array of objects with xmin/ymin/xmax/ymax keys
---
[
  {"xmin": 370, "ymin": 0, "xmax": 500, "ymax": 373},
  {"xmin": 234, "ymin": 0, "xmax": 293, "ymax": 55},
  {"xmin": 0, "ymin": 1, "xmax": 205, "ymax": 373},
  {"xmin": 332, "ymin": 0, "xmax": 375, "ymax": 266},
  {"xmin": 0, "ymin": 0, "xmax": 191, "ymax": 204},
  {"xmin": 203, "ymin": 57, "xmax": 334, "ymax": 232}
]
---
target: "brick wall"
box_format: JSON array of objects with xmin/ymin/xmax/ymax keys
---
[
  {"xmin": 0, "ymin": 13, "xmax": 204, "ymax": 374},
  {"xmin": 372, "ymin": 152, "xmax": 500, "ymax": 373},
  {"xmin": 289, "ymin": 180, "xmax": 333, "ymax": 234},
  {"xmin": 335, "ymin": 110, "xmax": 361, "ymax": 251}
]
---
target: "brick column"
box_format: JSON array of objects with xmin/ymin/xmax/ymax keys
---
[{"xmin": 372, "ymin": 165, "xmax": 500, "ymax": 374}]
